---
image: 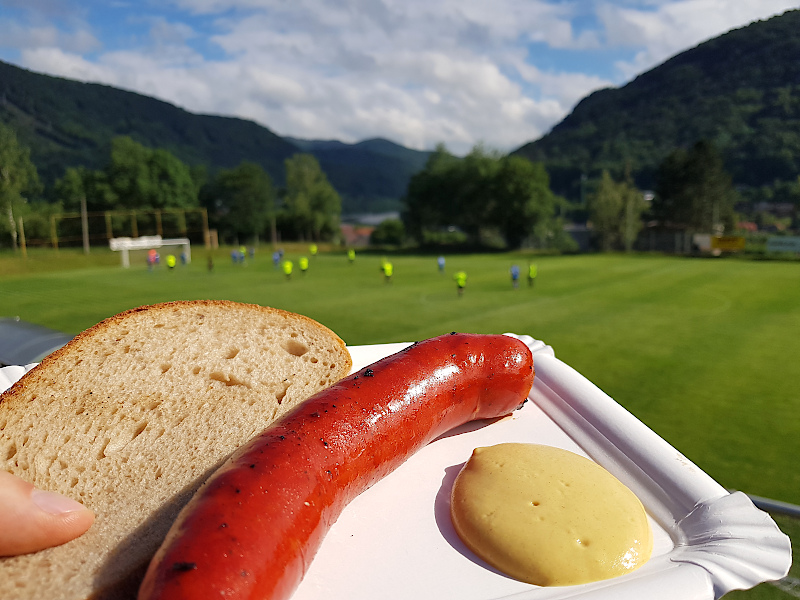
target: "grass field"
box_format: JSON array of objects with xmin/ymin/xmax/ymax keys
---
[
  {"xmin": 1, "ymin": 246, "xmax": 797, "ymax": 596},
  {"xmin": 1, "ymin": 246, "xmax": 798, "ymax": 502}
]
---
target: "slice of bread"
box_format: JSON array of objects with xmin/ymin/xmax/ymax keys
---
[{"xmin": 0, "ymin": 300, "xmax": 351, "ymax": 600}]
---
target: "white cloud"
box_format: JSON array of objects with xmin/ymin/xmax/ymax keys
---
[
  {"xmin": 0, "ymin": 20, "xmax": 99, "ymax": 54},
  {"xmin": 20, "ymin": 47, "xmax": 114, "ymax": 82},
  {"xmin": 183, "ymin": 1, "xmax": 604, "ymax": 151},
  {"xmin": 513, "ymin": 58, "xmax": 614, "ymax": 107},
  {"xmin": 8, "ymin": 1, "xmax": 602, "ymax": 152},
  {"xmin": 598, "ymin": 0, "xmax": 800, "ymax": 79},
  {"xmin": 1, "ymin": 0, "xmax": 80, "ymax": 18},
  {"xmin": 7, "ymin": 1, "xmax": 800, "ymax": 154},
  {"xmin": 147, "ymin": 17, "xmax": 197, "ymax": 47}
]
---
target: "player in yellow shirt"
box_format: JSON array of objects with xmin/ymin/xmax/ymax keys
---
[
  {"xmin": 382, "ymin": 261, "xmax": 393, "ymax": 283},
  {"xmin": 528, "ymin": 263, "xmax": 538, "ymax": 287},
  {"xmin": 454, "ymin": 270, "xmax": 467, "ymax": 296},
  {"xmin": 282, "ymin": 259, "xmax": 293, "ymax": 280}
]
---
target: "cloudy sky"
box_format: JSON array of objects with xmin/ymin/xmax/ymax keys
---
[{"xmin": 1, "ymin": 1, "xmax": 798, "ymax": 154}]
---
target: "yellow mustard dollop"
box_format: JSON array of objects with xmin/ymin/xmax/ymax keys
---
[{"xmin": 450, "ymin": 443, "xmax": 652, "ymax": 586}]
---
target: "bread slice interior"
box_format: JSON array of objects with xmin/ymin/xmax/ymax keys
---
[{"xmin": 0, "ymin": 300, "xmax": 352, "ymax": 600}]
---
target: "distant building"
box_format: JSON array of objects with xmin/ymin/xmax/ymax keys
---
[
  {"xmin": 339, "ymin": 224, "xmax": 375, "ymax": 247},
  {"xmin": 340, "ymin": 212, "xmax": 400, "ymax": 226},
  {"xmin": 339, "ymin": 212, "xmax": 400, "ymax": 247},
  {"xmin": 753, "ymin": 202, "xmax": 794, "ymax": 218},
  {"xmin": 737, "ymin": 221, "xmax": 758, "ymax": 232}
]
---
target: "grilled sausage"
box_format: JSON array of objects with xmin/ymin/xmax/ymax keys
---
[{"xmin": 138, "ymin": 333, "xmax": 534, "ymax": 600}]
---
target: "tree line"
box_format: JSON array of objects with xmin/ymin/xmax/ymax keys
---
[
  {"xmin": 587, "ymin": 140, "xmax": 739, "ymax": 252},
  {"xmin": 513, "ymin": 10, "xmax": 800, "ymax": 218},
  {"xmin": 400, "ymin": 140, "xmax": 741, "ymax": 252},
  {"xmin": 401, "ymin": 144, "xmax": 575, "ymax": 250},
  {"xmin": 2, "ymin": 119, "xmax": 747, "ymax": 253},
  {"xmin": 0, "ymin": 125, "xmax": 341, "ymax": 248}
]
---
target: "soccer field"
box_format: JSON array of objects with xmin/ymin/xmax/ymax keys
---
[{"xmin": 1, "ymin": 247, "xmax": 799, "ymax": 508}]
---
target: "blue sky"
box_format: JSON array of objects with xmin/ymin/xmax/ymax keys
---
[{"xmin": 1, "ymin": 0, "xmax": 798, "ymax": 154}]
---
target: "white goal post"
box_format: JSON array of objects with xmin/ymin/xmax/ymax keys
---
[{"xmin": 109, "ymin": 235, "xmax": 191, "ymax": 268}]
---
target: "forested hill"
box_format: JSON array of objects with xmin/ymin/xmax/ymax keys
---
[
  {"xmin": 284, "ymin": 137, "xmax": 431, "ymax": 213},
  {"xmin": 0, "ymin": 59, "xmax": 429, "ymax": 212},
  {"xmin": 513, "ymin": 9, "xmax": 800, "ymax": 202}
]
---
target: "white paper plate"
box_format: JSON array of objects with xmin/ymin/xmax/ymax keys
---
[
  {"xmin": 294, "ymin": 335, "xmax": 791, "ymax": 600},
  {"xmin": 0, "ymin": 335, "xmax": 791, "ymax": 599},
  {"xmin": 0, "ymin": 363, "xmax": 37, "ymax": 391}
]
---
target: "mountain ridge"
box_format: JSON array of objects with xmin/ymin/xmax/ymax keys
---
[
  {"xmin": 0, "ymin": 59, "xmax": 430, "ymax": 213},
  {"xmin": 6, "ymin": 8, "xmax": 799, "ymax": 214},
  {"xmin": 512, "ymin": 9, "xmax": 800, "ymax": 204}
]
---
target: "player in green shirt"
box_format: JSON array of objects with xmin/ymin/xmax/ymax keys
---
[
  {"xmin": 382, "ymin": 261, "xmax": 393, "ymax": 283},
  {"xmin": 454, "ymin": 271, "xmax": 467, "ymax": 296}
]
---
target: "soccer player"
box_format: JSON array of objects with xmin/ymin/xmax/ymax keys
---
[
  {"xmin": 528, "ymin": 263, "xmax": 538, "ymax": 287},
  {"xmin": 282, "ymin": 259, "xmax": 294, "ymax": 280},
  {"xmin": 510, "ymin": 264, "xmax": 520, "ymax": 289},
  {"xmin": 454, "ymin": 270, "xmax": 467, "ymax": 296},
  {"xmin": 383, "ymin": 261, "xmax": 393, "ymax": 283}
]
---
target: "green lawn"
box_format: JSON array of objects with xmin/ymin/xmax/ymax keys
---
[
  {"xmin": 2, "ymin": 246, "xmax": 798, "ymax": 504},
  {"xmin": 0, "ymin": 246, "xmax": 796, "ymax": 596}
]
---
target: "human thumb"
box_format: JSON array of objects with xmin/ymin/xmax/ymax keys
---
[{"xmin": 0, "ymin": 470, "xmax": 94, "ymax": 556}]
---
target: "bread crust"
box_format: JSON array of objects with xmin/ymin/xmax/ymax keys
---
[
  {"xmin": 0, "ymin": 300, "xmax": 351, "ymax": 600},
  {"xmin": 2, "ymin": 300, "xmax": 348, "ymax": 403}
]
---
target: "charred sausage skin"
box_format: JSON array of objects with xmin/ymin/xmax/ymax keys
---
[{"xmin": 138, "ymin": 333, "xmax": 534, "ymax": 600}]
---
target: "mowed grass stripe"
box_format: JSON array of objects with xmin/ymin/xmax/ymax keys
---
[{"xmin": 1, "ymin": 248, "xmax": 798, "ymax": 504}]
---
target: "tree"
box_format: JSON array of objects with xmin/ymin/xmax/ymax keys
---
[
  {"xmin": 653, "ymin": 140, "xmax": 737, "ymax": 233},
  {"xmin": 53, "ymin": 138, "xmax": 200, "ymax": 215},
  {"xmin": 370, "ymin": 218, "xmax": 405, "ymax": 246},
  {"xmin": 282, "ymin": 154, "xmax": 341, "ymax": 241},
  {"xmin": 588, "ymin": 170, "xmax": 647, "ymax": 251},
  {"xmin": 403, "ymin": 144, "xmax": 463, "ymax": 242},
  {"xmin": 54, "ymin": 166, "xmax": 118, "ymax": 212},
  {"xmin": 55, "ymin": 167, "xmax": 88, "ymax": 212},
  {"xmin": 490, "ymin": 155, "xmax": 556, "ymax": 248},
  {"xmin": 404, "ymin": 144, "xmax": 558, "ymax": 249},
  {"xmin": 202, "ymin": 162, "xmax": 274, "ymax": 244},
  {"xmin": 106, "ymin": 137, "xmax": 200, "ymax": 210},
  {"xmin": 589, "ymin": 171, "xmax": 623, "ymax": 251},
  {"xmin": 147, "ymin": 148, "xmax": 200, "ymax": 209},
  {"xmin": 457, "ymin": 146, "xmax": 501, "ymax": 242},
  {"xmin": 619, "ymin": 173, "xmax": 647, "ymax": 251},
  {"xmin": 0, "ymin": 123, "xmax": 41, "ymax": 249}
]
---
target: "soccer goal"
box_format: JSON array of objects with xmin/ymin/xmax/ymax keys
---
[{"xmin": 109, "ymin": 235, "xmax": 191, "ymax": 268}]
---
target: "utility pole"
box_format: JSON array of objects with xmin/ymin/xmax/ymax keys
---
[{"xmin": 81, "ymin": 195, "xmax": 90, "ymax": 254}]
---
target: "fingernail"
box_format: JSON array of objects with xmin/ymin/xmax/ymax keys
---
[{"xmin": 31, "ymin": 489, "xmax": 86, "ymax": 515}]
